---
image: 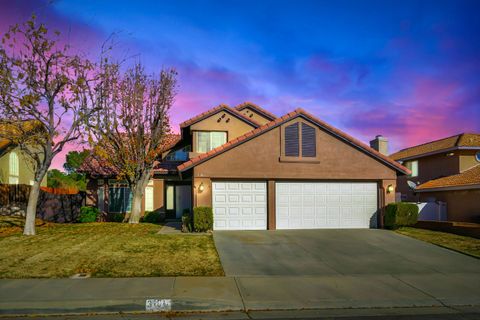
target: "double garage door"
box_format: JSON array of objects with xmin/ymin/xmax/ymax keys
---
[{"xmin": 212, "ymin": 181, "xmax": 378, "ymax": 230}]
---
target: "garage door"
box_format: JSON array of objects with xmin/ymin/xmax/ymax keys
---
[
  {"xmin": 276, "ymin": 182, "xmax": 378, "ymax": 229},
  {"xmin": 212, "ymin": 181, "xmax": 267, "ymax": 230}
]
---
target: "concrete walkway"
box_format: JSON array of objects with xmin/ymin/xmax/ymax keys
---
[{"xmin": 1, "ymin": 273, "xmax": 479, "ymax": 316}]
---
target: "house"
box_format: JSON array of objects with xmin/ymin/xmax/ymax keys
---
[
  {"xmin": 81, "ymin": 102, "xmax": 409, "ymax": 230},
  {"xmin": 0, "ymin": 121, "xmax": 47, "ymax": 186},
  {"xmin": 390, "ymin": 133, "xmax": 480, "ymax": 222}
]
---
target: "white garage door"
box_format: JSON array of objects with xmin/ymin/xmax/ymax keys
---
[
  {"xmin": 276, "ymin": 182, "xmax": 378, "ymax": 229},
  {"xmin": 212, "ymin": 181, "xmax": 267, "ymax": 230}
]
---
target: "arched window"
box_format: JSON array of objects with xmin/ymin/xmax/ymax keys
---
[{"xmin": 9, "ymin": 152, "xmax": 19, "ymax": 184}]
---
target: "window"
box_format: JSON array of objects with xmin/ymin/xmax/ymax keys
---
[
  {"xmin": 285, "ymin": 123, "xmax": 299, "ymax": 156},
  {"xmin": 195, "ymin": 131, "xmax": 227, "ymax": 153},
  {"xmin": 405, "ymin": 160, "xmax": 419, "ymax": 177},
  {"xmin": 301, "ymin": 123, "xmax": 316, "ymax": 157},
  {"xmin": 165, "ymin": 145, "xmax": 191, "ymax": 161},
  {"xmin": 108, "ymin": 186, "xmax": 132, "ymax": 213},
  {"xmin": 9, "ymin": 152, "xmax": 19, "ymax": 184},
  {"xmin": 284, "ymin": 122, "xmax": 317, "ymax": 158}
]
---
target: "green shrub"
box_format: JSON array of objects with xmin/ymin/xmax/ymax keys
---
[
  {"xmin": 112, "ymin": 212, "xmax": 125, "ymax": 222},
  {"xmin": 384, "ymin": 202, "xmax": 419, "ymax": 229},
  {"xmin": 193, "ymin": 207, "xmax": 213, "ymax": 232},
  {"xmin": 182, "ymin": 208, "xmax": 192, "ymax": 233},
  {"xmin": 78, "ymin": 206, "xmax": 100, "ymax": 223},
  {"xmin": 142, "ymin": 210, "xmax": 166, "ymax": 224}
]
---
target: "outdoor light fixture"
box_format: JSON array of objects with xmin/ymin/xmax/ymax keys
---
[
  {"xmin": 198, "ymin": 182, "xmax": 205, "ymax": 193},
  {"xmin": 386, "ymin": 184, "xmax": 394, "ymax": 193}
]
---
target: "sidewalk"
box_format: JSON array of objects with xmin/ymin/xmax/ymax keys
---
[{"xmin": 0, "ymin": 273, "xmax": 479, "ymax": 316}]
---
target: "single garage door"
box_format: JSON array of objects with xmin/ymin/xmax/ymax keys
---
[
  {"xmin": 276, "ymin": 182, "xmax": 378, "ymax": 229},
  {"xmin": 212, "ymin": 181, "xmax": 267, "ymax": 230}
]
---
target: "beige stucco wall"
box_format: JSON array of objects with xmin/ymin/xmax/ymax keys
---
[
  {"xmin": 190, "ymin": 111, "xmax": 255, "ymax": 152},
  {"xmin": 191, "ymin": 118, "xmax": 399, "ymax": 228},
  {"xmin": 194, "ymin": 118, "xmax": 397, "ymax": 180},
  {"xmin": 419, "ymin": 189, "xmax": 480, "ymax": 222},
  {"xmin": 0, "ymin": 147, "xmax": 46, "ymax": 186},
  {"xmin": 397, "ymin": 150, "xmax": 480, "ymax": 201},
  {"xmin": 459, "ymin": 150, "xmax": 480, "ymax": 172},
  {"xmin": 237, "ymin": 107, "xmax": 272, "ymax": 125}
]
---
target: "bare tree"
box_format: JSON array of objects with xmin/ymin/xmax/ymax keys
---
[
  {"xmin": 89, "ymin": 61, "xmax": 176, "ymax": 223},
  {"xmin": 0, "ymin": 16, "xmax": 97, "ymax": 235}
]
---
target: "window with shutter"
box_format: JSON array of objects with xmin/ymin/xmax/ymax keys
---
[
  {"xmin": 284, "ymin": 123, "xmax": 299, "ymax": 156},
  {"xmin": 301, "ymin": 123, "xmax": 316, "ymax": 157}
]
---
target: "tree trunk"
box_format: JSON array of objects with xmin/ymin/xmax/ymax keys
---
[
  {"xmin": 129, "ymin": 190, "xmax": 143, "ymax": 224},
  {"xmin": 23, "ymin": 180, "xmax": 41, "ymax": 235}
]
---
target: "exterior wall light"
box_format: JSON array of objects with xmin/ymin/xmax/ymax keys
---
[
  {"xmin": 386, "ymin": 184, "xmax": 394, "ymax": 193},
  {"xmin": 198, "ymin": 182, "xmax": 205, "ymax": 193}
]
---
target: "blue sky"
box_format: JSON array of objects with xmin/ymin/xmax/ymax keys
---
[{"xmin": 2, "ymin": 0, "xmax": 479, "ymax": 168}]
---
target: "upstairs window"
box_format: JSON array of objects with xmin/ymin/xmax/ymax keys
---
[
  {"xmin": 301, "ymin": 123, "xmax": 316, "ymax": 157},
  {"xmin": 283, "ymin": 122, "xmax": 317, "ymax": 159},
  {"xmin": 195, "ymin": 131, "xmax": 227, "ymax": 153},
  {"xmin": 284, "ymin": 123, "xmax": 299, "ymax": 156},
  {"xmin": 405, "ymin": 160, "xmax": 419, "ymax": 177},
  {"xmin": 165, "ymin": 145, "xmax": 191, "ymax": 161},
  {"xmin": 9, "ymin": 152, "xmax": 19, "ymax": 184}
]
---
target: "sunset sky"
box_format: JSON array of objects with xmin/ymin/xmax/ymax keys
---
[{"xmin": 1, "ymin": 0, "xmax": 479, "ymax": 170}]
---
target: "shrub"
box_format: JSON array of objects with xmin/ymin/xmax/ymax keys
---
[
  {"xmin": 78, "ymin": 206, "xmax": 99, "ymax": 223},
  {"xmin": 193, "ymin": 206, "xmax": 213, "ymax": 232},
  {"xmin": 384, "ymin": 202, "xmax": 419, "ymax": 229},
  {"xmin": 182, "ymin": 208, "xmax": 192, "ymax": 233},
  {"xmin": 142, "ymin": 211, "xmax": 159, "ymax": 223},
  {"xmin": 112, "ymin": 212, "xmax": 125, "ymax": 222}
]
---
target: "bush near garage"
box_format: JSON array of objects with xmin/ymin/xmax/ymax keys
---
[
  {"xmin": 193, "ymin": 207, "xmax": 213, "ymax": 232},
  {"xmin": 385, "ymin": 202, "xmax": 419, "ymax": 229},
  {"xmin": 77, "ymin": 206, "xmax": 100, "ymax": 223},
  {"xmin": 111, "ymin": 212, "xmax": 125, "ymax": 222}
]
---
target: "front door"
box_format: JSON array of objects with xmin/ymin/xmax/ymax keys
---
[{"xmin": 165, "ymin": 183, "xmax": 192, "ymax": 219}]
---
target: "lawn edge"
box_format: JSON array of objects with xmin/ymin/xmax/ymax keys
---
[{"xmin": 394, "ymin": 228, "xmax": 480, "ymax": 260}]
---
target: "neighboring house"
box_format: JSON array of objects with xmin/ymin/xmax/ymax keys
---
[
  {"xmin": 390, "ymin": 133, "xmax": 480, "ymax": 222},
  {"xmin": 81, "ymin": 102, "xmax": 409, "ymax": 230},
  {"xmin": 0, "ymin": 122, "xmax": 47, "ymax": 187}
]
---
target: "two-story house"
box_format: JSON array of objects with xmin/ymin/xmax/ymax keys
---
[
  {"xmin": 0, "ymin": 121, "xmax": 47, "ymax": 187},
  {"xmin": 81, "ymin": 102, "xmax": 409, "ymax": 230},
  {"xmin": 390, "ymin": 133, "xmax": 480, "ymax": 222}
]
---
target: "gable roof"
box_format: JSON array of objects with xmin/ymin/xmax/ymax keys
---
[
  {"xmin": 235, "ymin": 102, "xmax": 277, "ymax": 121},
  {"xmin": 178, "ymin": 108, "xmax": 410, "ymax": 175},
  {"xmin": 179, "ymin": 104, "xmax": 261, "ymax": 129},
  {"xmin": 416, "ymin": 164, "xmax": 480, "ymax": 191},
  {"xmin": 390, "ymin": 133, "xmax": 480, "ymax": 161}
]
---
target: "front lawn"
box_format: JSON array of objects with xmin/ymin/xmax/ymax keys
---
[
  {"xmin": 0, "ymin": 216, "xmax": 224, "ymax": 278},
  {"xmin": 396, "ymin": 227, "xmax": 480, "ymax": 258}
]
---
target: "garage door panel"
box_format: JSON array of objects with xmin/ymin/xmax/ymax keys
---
[
  {"xmin": 276, "ymin": 182, "xmax": 378, "ymax": 229},
  {"xmin": 213, "ymin": 181, "xmax": 267, "ymax": 231}
]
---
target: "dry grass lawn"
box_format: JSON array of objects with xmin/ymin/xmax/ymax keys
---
[
  {"xmin": 396, "ymin": 227, "xmax": 480, "ymax": 258},
  {"xmin": 0, "ymin": 216, "xmax": 224, "ymax": 278}
]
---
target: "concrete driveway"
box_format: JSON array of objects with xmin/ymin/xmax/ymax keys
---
[{"xmin": 213, "ymin": 229, "xmax": 480, "ymax": 276}]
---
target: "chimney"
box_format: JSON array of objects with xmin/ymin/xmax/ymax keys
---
[{"xmin": 370, "ymin": 135, "xmax": 389, "ymax": 155}]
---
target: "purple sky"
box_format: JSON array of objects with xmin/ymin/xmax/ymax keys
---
[{"xmin": 2, "ymin": 0, "xmax": 479, "ymax": 170}]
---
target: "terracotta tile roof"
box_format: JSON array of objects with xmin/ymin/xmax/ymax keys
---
[
  {"xmin": 153, "ymin": 161, "xmax": 183, "ymax": 174},
  {"xmin": 390, "ymin": 133, "xmax": 480, "ymax": 160},
  {"xmin": 417, "ymin": 164, "xmax": 480, "ymax": 191},
  {"xmin": 178, "ymin": 108, "xmax": 410, "ymax": 175},
  {"xmin": 235, "ymin": 102, "xmax": 277, "ymax": 121},
  {"xmin": 179, "ymin": 104, "xmax": 261, "ymax": 129}
]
